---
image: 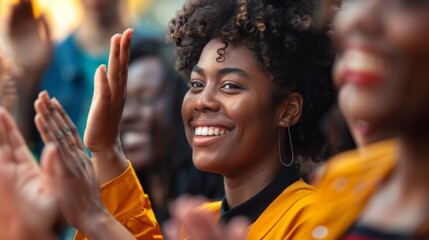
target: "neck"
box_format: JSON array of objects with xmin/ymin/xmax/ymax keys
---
[
  {"xmin": 393, "ymin": 135, "xmax": 429, "ymax": 196},
  {"xmin": 75, "ymin": 15, "xmax": 127, "ymax": 56},
  {"xmin": 223, "ymin": 157, "xmax": 283, "ymax": 209}
]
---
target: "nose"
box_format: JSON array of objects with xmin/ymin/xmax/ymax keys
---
[
  {"xmin": 121, "ymin": 99, "xmax": 154, "ymax": 127},
  {"xmin": 194, "ymin": 85, "xmax": 221, "ymax": 112},
  {"xmin": 121, "ymin": 100, "xmax": 139, "ymax": 124}
]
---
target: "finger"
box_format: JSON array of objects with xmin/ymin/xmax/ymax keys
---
[
  {"xmin": 35, "ymin": 92, "xmax": 78, "ymax": 174},
  {"xmin": 224, "ymin": 217, "xmax": 250, "ymax": 240},
  {"xmin": 51, "ymin": 98, "xmax": 85, "ymax": 151},
  {"xmin": 35, "ymin": 113, "xmax": 53, "ymax": 144},
  {"xmin": 107, "ymin": 34, "xmax": 122, "ymax": 101},
  {"xmin": 118, "ymin": 28, "xmax": 133, "ymax": 98},
  {"xmin": 93, "ymin": 64, "xmax": 111, "ymax": 101},
  {"xmin": 182, "ymin": 210, "xmax": 221, "ymax": 240},
  {"xmin": 38, "ymin": 92, "xmax": 75, "ymax": 154},
  {"xmin": 46, "ymin": 97, "xmax": 82, "ymax": 152},
  {"xmin": 35, "ymin": 111, "xmax": 76, "ymax": 176},
  {"xmin": 40, "ymin": 143, "xmax": 60, "ymax": 178},
  {"xmin": 0, "ymin": 107, "xmax": 37, "ymax": 166},
  {"xmin": 163, "ymin": 220, "xmax": 180, "ymax": 240}
]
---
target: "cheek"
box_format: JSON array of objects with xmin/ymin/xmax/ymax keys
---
[
  {"xmin": 181, "ymin": 93, "xmax": 194, "ymax": 142},
  {"xmin": 387, "ymin": 14, "xmax": 429, "ymax": 55}
]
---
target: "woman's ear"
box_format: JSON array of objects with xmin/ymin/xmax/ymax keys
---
[{"xmin": 277, "ymin": 92, "xmax": 303, "ymax": 127}]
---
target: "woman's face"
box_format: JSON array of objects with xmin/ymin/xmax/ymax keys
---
[
  {"xmin": 120, "ymin": 57, "xmax": 167, "ymax": 170},
  {"xmin": 182, "ymin": 39, "xmax": 281, "ymax": 176},
  {"xmin": 334, "ymin": 0, "xmax": 429, "ymax": 136}
]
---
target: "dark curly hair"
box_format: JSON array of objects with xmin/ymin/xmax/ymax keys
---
[{"xmin": 168, "ymin": 0, "xmax": 336, "ymax": 162}]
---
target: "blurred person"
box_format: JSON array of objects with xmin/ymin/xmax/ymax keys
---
[
  {"xmin": 6, "ymin": 0, "xmax": 160, "ymax": 148},
  {"xmin": 38, "ymin": 0, "xmax": 130, "ymax": 138},
  {"xmin": 294, "ymin": 0, "xmax": 429, "ymax": 239},
  {"xmin": 121, "ymin": 38, "xmax": 224, "ymax": 224},
  {"xmin": 32, "ymin": 0, "xmax": 336, "ymax": 239},
  {"xmin": 5, "ymin": 0, "xmax": 51, "ymax": 146}
]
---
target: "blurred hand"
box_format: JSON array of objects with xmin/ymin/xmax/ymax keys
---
[
  {"xmin": 0, "ymin": 107, "xmax": 60, "ymax": 240},
  {"xmin": 7, "ymin": 0, "xmax": 52, "ymax": 76},
  {"xmin": 165, "ymin": 195, "xmax": 250, "ymax": 240}
]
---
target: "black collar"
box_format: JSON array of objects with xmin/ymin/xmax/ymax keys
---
[{"xmin": 219, "ymin": 166, "xmax": 300, "ymax": 224}]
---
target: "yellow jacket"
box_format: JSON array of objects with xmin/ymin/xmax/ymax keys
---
[
  {"xmin": 201, "ymin": 179, "xmax": 316, "ymax": 239},
  {"xmin": 295, "ymin": 140, "xmax": 399, "ymax": 239},
  {"xmin": 75, "ymin": 162, "xmax": 316, "ymax": 239},
  {"xmin": 75, "ymin": 162, "xmax": 163, "ymax": 240}
]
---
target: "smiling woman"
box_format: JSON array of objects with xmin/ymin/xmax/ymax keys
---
[
  {"xmin": 29, "ymin": 0, "xmax": 335, "ymax": 239},
  {"xmin": 68, "ymin": 0, "xmax": 335, "ymax": 238}
]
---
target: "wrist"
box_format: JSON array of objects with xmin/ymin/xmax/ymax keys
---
[
  {"xmin": 91, "ymin": 138, "xmax": 129, "ymax": 185},
  {"xmin": 79, "ymin": 209, "xmax": 113, "ymax": 239}
]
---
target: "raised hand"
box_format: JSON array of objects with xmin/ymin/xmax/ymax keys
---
[
  {"xmin": 165, "ymin": 195, "xmax": 249, "ymax": 240},
  {"xmin": 84, "ymin": 28, "xmax": 133, "ymax": 184},
  {"xmin": 34, "ymin": 92, "xmax": 135, "ymax": 240},
  {"xmin": 7, "ymin": 0, "xmax": 52, "ymax": 76},
  {"xmin": 0, "ymin": 107, "xmax": 60, "ymax": 240}
]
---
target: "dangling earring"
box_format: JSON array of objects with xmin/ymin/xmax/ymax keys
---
[{"xmin": 278, "ymin": 126, "xmax": 294, "ymax": 167}]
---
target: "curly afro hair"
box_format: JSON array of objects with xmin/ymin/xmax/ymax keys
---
[{"xmin": 168, "ymin": 0, "xmax": 336, "ymax": 162}]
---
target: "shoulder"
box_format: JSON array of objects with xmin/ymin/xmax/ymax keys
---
[
  {"xmin": 316, "ymin": 139, "xmax": 398, "ymax": 192},
  {"xmin": 294, "ymin": 139, "xmax": 399, "ymax": 239}
]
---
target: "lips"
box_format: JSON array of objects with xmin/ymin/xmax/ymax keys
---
[
  {"xmin": 190, "ymin": 120, "xmax": 234, "ymax": 147},
  {"xmin": 336, "ymin": 44, "xmax": 388, "ymax": 87}
]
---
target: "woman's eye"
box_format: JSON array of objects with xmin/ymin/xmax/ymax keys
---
[
  {"xmin": 222, "ymin": 83, "xmax": 242, "ymax": 90},
  {"xmin": 189, "ymin": 80, "xmax": 204, "ymax": 88}
]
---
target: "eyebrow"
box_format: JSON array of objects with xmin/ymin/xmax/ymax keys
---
[{"xmin": 191, "ymin": 65, "xmax": 249, "ymax": 78}]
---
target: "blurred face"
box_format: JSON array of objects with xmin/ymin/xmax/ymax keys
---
[
  {"xmin": 80, "ymin": 0, "xmax": 120, "ymax": 22},
  {"xmin": 333, "ymin": 0, "xmax": 429, "ymax": 137},
  {"xmin": 182, "ymin": 39, "xmax": 280, "ymax": 177},
  {"xmin": 120, "ymin": 57, "xmax": 167, "ymax": 170}
]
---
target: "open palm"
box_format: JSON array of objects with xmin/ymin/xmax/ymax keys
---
[{"xmin": 0, "ymin": 108, "xmax": 59, "ymax": 239}]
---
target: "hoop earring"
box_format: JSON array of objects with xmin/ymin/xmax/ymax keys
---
[{"xmin": 278, "ymin": 126, "xmax": 294, "ymax": 167}]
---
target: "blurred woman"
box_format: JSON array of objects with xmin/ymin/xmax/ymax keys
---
[{"xmin": 296, "ymin": 0, "xmax": 429, "ymax": 239}]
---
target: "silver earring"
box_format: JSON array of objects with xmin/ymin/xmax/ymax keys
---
[{"xmin": 278, "ymin": 126, "xmax": 294, "ymax": 167}]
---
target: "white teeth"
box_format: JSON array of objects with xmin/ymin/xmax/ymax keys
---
[
  {"xmin": 194, "ymin": 127, "xmax": 230, "ymax": 136},
  {"xmin": 343, "ymin": 50, "xmax": 385, "ymax": 74},
  {"xmin": 202, "ymin": 127, "xmax": 208, "ymax": 136}
]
